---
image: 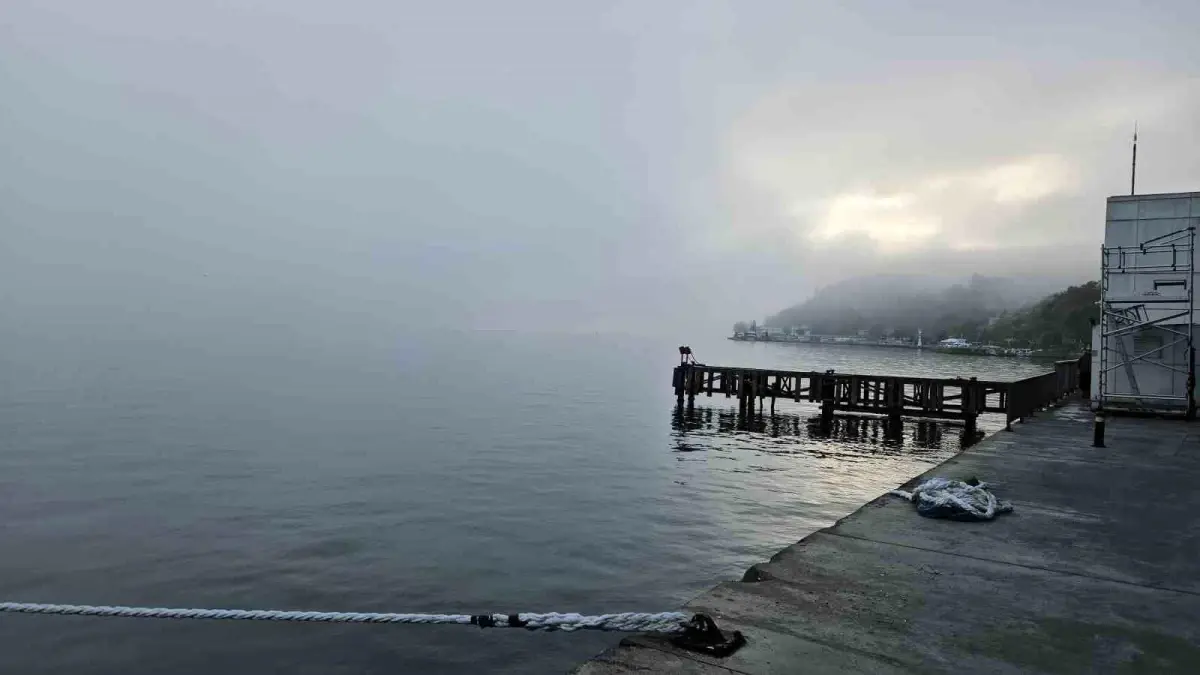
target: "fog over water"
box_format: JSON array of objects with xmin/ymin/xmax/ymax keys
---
[{"xmin": 2, "ymin": 2, "xmax": 1198, "ymax": 672}]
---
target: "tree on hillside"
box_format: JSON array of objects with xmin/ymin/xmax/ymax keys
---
[{"xmin": 983, "ymin": 281, "xmax": 1099, "ymax": 350}]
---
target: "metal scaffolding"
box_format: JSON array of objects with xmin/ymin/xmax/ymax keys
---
[{"xmin": 1098, "ymin": 225, "xmax": 1196, "ymax": 415}]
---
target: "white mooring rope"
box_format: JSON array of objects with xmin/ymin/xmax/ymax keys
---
[{"xmin": 0, "ymin": 602, "xmax": 691, "ymax": 633}]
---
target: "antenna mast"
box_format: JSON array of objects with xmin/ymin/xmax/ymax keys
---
[{"xmin": 1130, "ymin": 122, "xmax": 1138, "ymax": 195}]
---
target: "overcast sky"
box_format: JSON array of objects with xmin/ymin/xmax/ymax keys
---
[{"xmin": 3, "ymin": 1, "xmax": 1198, "ymax": 337}]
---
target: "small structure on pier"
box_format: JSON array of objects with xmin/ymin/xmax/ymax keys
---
[{"xmin": 1096, "ymin": 191, "xmax": 1200, "ymax": 417}]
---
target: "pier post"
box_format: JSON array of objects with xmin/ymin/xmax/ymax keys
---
[
  {"xmin": 1093, "ymin": 411, "xmax": 1106, "ymax": 447},
  {"xmin": 820, "ymin": 372, "xmax": 835, "ymax": 427},
  {"xmin": 746, "ymin": 372, "xmax": 754, "ymax": 416},
  {"xmin": 758, "ymin": 373, "xmax": 766, "ymax": 415},
  {"xmin": 746, "ymin": 373, "xmax": 756, "ymax": 417},
  {"xmin": 743, "ymin": 375, "xmax": 749, "ymax": 416},
  {"xmin": 964, "ymin": 378, "xmax": 978, "ymax": 436},
  {"xmin": 737, "ymin": 371, "xmax": 746, "ymax": 415},
  {"xmin": 1005, "ymin": 385, "xmax": 1015, "ymax": 430},
  {"xmin": 769, "ymin": 374, "xmax": 777, "ymax": 415},
  {"xmin": 886, "ymin": 378, "xmax": 903, "ymax": 427}
]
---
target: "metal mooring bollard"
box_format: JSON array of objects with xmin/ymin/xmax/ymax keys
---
[{"xmin": 1092, "ymin": 412, "xmax": 1106, "ymax": 448}]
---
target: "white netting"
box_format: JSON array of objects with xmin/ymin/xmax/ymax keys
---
[{"xmin": 891, "ymin": 477, "xmax": 1013, "ymax": 521}]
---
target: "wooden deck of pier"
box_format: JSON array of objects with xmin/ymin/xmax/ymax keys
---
[{"xmin": 673, "ymin": 360, "xmax": 1081, "ymax": 433}]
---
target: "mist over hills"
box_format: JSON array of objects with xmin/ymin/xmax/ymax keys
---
[{"xmin": 752, "ymin": 274, "xmax": 1084, "ymax": 342}]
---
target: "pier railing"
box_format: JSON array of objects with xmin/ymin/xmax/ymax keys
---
[
  {"xmin": 673, "ymin": 359, "xmax": 1080, "ymax": 431},
  {"xmin": 1003, "ymin": 359, "xmax": 1080, "ymax": 427}
]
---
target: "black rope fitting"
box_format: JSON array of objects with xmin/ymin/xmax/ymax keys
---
[
  {"xmin": 671, "ymin": 613, "xmax": 746, "ymax": 658},
  {"xmin": 470, "ymin": 614, "xmax": 496, "ymax": 628},
  {"xmin": 471, "ymin": 613, "xmax": 527, "ymax": 629}
]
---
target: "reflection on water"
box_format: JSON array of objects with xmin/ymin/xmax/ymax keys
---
[
  {"xmin": 671, "ymin": 403, "xmax": 984, "ymax": 457},
  {"xmin": 657, "ymin": 395, "xmax": 969, "ymax": 605}
]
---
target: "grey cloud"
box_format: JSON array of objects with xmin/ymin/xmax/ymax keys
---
[{"xmin": 2, "ymin": 1, "xmax": 1198, "ymax": 337}]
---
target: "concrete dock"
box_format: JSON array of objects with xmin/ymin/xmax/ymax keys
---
[{"xmin": 575, "ymin": 402, "xmax": 1200, "ymax": 674}]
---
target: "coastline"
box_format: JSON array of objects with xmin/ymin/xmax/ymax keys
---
[{"xmin": 725, "ymin": 336, "xmax": 1077, "ymax": 359}]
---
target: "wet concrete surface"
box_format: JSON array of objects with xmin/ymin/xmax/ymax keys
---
[{"xmin": 573, "ymin": 401, "xmax": 1200, "ymax": 674}]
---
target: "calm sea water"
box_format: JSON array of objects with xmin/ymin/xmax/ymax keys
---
[{"xmin": 0, "ymin": 329, "xmax": 1047, "ymax": 673}]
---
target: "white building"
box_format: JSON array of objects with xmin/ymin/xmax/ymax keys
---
[{"xmin": 1094, "ymin": 191, "xmax": 1200, "ymax": 414}]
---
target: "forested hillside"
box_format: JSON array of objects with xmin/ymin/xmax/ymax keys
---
[
  {"xmin": 982, "ymin": 281, "xmax": 1099, "ymax": 350},
  {"xmin": 759, "ymin": 275, "xmax": 1058, "ymax": 340},
  {"xmin": 739, "ymin": 275, "xmax": 1099, "ymax": 351}
]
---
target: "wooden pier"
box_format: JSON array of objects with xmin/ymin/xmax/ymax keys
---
[{"xmin": 672, "ymin": 358, "xmax": 1080, "ymax": 432}]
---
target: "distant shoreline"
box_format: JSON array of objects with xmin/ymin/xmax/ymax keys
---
[
  {"xmin": 727, "ymin": 335, "xmax": 1077, "ymax": 360},
  {"xmin": 729, "ymin": 335, "xmax": 919, "ymax": 349}
]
